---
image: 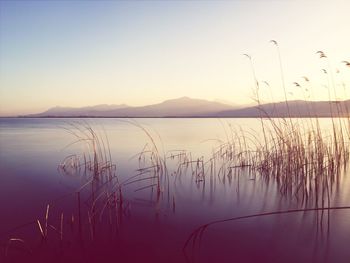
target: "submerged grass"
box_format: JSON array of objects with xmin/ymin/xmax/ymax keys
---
[{"xmin": 183, "ymin": 205, "xmax": 350, "ymax": 263}]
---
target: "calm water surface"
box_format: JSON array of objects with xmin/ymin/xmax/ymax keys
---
[{"xmin": 0, "ymin": 118, "xmax": 350, "ymax": 263}]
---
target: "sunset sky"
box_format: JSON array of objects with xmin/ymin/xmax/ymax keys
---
[{"xmin": 0, "ymin": 0, "xmax": 349, "ymax": 116}]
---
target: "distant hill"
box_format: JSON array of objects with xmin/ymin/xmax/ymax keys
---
[
  {"xmin": 216, "ymin": 100, "xmax": 350, "ymax": 118},
  {"xmin": 25, "ymin": 98, "xmax": 350, "ymax": 118},
  {"xmin": 96, "ymin": 97, "xmax": 236, "ymax": 117},
  {"xmin": 29, "ymin": 104, "xmax": 129, "ymax": 117},
  {"xmin": 27, "ymin": 97, "xmax": 236, "ymax": 117}
]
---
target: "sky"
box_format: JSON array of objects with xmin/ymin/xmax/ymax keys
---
[{"xmin": 0, "ymin": 0, "xmax": 349, "ymax": 116}]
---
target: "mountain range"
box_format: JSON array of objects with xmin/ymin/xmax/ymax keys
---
[{"xmin": 25, "ymin": 97, "xmax": 350, "ymax": 118}]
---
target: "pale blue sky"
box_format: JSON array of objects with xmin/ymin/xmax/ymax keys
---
[{"xmin": 1, "ymin": 0, "xmax": 349, "ymax": 115}]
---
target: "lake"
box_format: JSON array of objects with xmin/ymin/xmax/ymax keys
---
[{"xmin": 1, "ymin": 118, "xmax": 350, "ymax": 263}]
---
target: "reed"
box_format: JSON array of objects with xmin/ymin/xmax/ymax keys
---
[
  {"xmin": 58, "ymin": 121, "xmax": 117, "ymax": 180},
  {"xmin": 181, "ymin": 47, "xmax": 350, "ymax": 262},
  {"xmin": 4, "ymin": 49, "xmax": 349, "ymax": 261}
]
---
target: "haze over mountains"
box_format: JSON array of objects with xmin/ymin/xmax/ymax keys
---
[{"xmin": 25, "ymin": 97, "xmax": 350, "ymax": 118}]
